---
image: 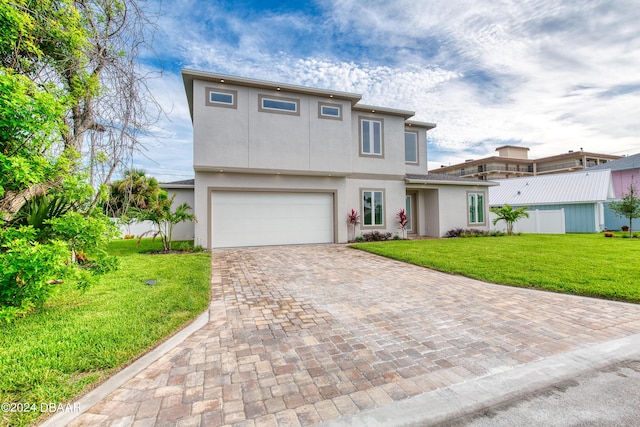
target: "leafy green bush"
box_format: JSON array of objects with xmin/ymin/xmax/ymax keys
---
[
  {"xmin": 0, "ymin": 226, "xmax": 67, "ymax": 322},
  {"xmin": 445, "ymin": 228, "xmax": 508, "ymax": 238}
]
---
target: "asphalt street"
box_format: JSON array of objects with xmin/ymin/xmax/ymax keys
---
[{"xmin": 447, "ymin": 360, "xmax": 640, "ymax": 427}]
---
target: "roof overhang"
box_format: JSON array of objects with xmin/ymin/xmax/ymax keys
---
[
  {"xmin": 405, "ymin": 174, "xmax": 498, "ymax": 187},
  {"xmin": 182, "ymin": 69, "xmax": 363, "ymax": 120},
  {"xmin": 352, "ymin": 104, "xmax": 415, "ymax": 119}
]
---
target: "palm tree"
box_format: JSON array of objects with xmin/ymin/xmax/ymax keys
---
[
  {"xmin": 490, "ymin": 204, "xmax": 529, "ymax": 235},
  {"xmin": 104, "ymin": 169, "xmax": 160, "ymax": 217}
]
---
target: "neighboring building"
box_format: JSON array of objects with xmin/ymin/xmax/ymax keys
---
[
  {"xmin": 587, "ymin": 152, "xmax": 640, "ymax": 230},
  {"xmin": 430, "ymin": 145, "xmax": 621, "ymax": 180},
  {"xmin": 488, "ymin": 170, "xmax": 615, "ymax": 233},
  {"xmin": 181, "ymin": 69, "xmax": 495, "ymax": 248}
]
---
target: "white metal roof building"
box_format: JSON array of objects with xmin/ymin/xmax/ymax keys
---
[{"xmin": 489, "ymin": 170, "xmax": 615, "ymax": 233}]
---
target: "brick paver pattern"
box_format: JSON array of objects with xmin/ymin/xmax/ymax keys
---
[{"xmin": 71, "ymin": 245, "xmax": 640, "ymax": 426}]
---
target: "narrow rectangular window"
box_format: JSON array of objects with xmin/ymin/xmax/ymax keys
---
[
  {"xmin": 405, "ymin": 195, "xmax": 412, "ymax": 231},
  {"xmin": 468, "ymin": 192, "xmax": 485, "ymax": 225},
  {"xmin": 258, "ymin": 94, "xmax": 300, "ymax": 115},
  {"xmin": 405, "ymin": 131, "xmax": 418, "ymax": 163},
  {"xmin": 319, "ymin": 103, "xmax": 342, "ymax": 119},
  {"xmin": 363, "ymin": 190, "xmax": 384, "ymax": 226},
  {"xmin": 360, "ymin": 118, "xmax": 383, "ymax": 156},
  {"xmin": 211, "ymin": 92, "xmax": 233, "ymax": 104},
  {"xmin": 205, "ymin": 87, "xmax": 237, "ymax": 109}
]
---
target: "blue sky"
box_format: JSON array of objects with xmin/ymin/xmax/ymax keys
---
[{"xmin": 135, "ymin": 0, "xmax": 640, "ymax": 182}]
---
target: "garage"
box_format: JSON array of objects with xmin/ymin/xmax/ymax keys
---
[{"xmin": 210, "ymin": 191, "xmax": 335, "ymax": 248}]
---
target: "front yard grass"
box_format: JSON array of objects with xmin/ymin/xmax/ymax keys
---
[
  {"xmin": 0, "ymin": 239, "xmax": 210, "ymax": 427},
  {"xmin": 351, "ymin": 234, "xmax": 640, "ymax": 303}
]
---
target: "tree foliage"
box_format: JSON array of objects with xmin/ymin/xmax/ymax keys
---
[
  {"xmin": 609, "ymin": 182, "xmax": 640, "ymax": 237},
  {"xmin": 490, "ymin": 204, "xmax": 529, "ymax": 235},
  {"xmin": 0, "ymin": 0, "xmax": 157, "ymax": 321},
  {"xmin": 0, "ymin": 0, "xmax": 159, "ymax": 218},
  {"xmin": 103, "ymin": 169, "xmax": 161, "ymax": 217}
]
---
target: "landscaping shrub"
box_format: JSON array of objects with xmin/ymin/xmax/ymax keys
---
[
  {"xmin": 361, "ymin": 231, "xmax": 393, "ymax": 241},
  {"xmin": 0, "ymin": 226, "xmax": 67, "ymax": 322},
  {"xmin": 445, "ymin": 228, "xmax": 508, "ymax": 238}
]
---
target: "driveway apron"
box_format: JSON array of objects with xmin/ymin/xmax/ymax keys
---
[{"xmin": 53, "ymin": 244, "xmax": 640, "ymax": 426}]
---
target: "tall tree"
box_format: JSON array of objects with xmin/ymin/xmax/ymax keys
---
[
  {"xmin": 0, "ymin": 0, "xmax": 160, "ymax": 220},
  {"xmin": 609, "ymin": 181, "xmax": 640, "ymax": 237}
]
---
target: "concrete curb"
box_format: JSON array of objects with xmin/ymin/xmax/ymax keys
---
[
  {"xmin": 38, "ymin": 310, "xmax": 210, "ymax": 427},
  {"xmin": 321, "ymin": 333, "xmax": 640, "ymax": 427}
]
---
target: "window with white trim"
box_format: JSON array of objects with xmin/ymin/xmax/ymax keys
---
[
  {"xmin": 360, "ymin": 118, "xmax": 383, "ymax": 156},
  {"xmin": 205, "ymin": 87, "xmax": 237, "ymax": 109},
  {"xmin": 405, "ymin": 131, "xmax": 418, "ymax": 163},
  {"xmin": 318, "ymin": 102, "xmax": 342, "ymax": 120},
  {"xmin": 362, "ymin": 190, "xmax": 384, "ymax": 226},
  {"xmin": 468, "ymin": 192, "xmax": 485, "ymax": 225},
  {"xmin": 258, "ymin": 94, "xmax": 300, "ymax": 115}
]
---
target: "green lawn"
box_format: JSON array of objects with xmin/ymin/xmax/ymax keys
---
[
  {"xmin": 351, "ymin": 234, "xmax": 640, "ymax": 303},
  {"xmin": 0, "ymin": 239, "xmax": 211, "ymax": 427}
]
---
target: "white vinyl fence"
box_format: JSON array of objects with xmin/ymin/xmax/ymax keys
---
[
  {"xmin": 489, "ymin": 209, "xmax": 565, "ymax": 234},
  {"xmin": 112, "ymin": 219, "xmax": 195, "ymax": 241}
]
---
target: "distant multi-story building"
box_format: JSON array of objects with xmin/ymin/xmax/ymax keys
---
[{"xmin": 429, "ymin": 145, "xmax": 621, "ymax": 180}]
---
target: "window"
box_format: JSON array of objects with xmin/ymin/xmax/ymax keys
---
[
  {"xmin": 405, "ymin": 131, "xmax": 418, "ymax": 163},
  {"xmin": 360, "ymin": 118, "xmax": 383, "ymax": 156},
  {"xmin": 362, "ymin": 190, "xmax": 384, "ymax": 226},
  {"xmin": 205, "ymin": 87, "xmax": 237, "ymax": 109},
  {"xmin": 405, "ymin": 195, "xmax": 413, "ymax": 232},
  {"xmin": 258, "ymin": 94, "xmax": 300, "ymax": 116},
  {"xmin": 318, "ymin": 102, "xmax": 342, "ymax": 120},
  {"xmin": 468, "ymin": 192, "xmax": 485, "ymax": 225}
]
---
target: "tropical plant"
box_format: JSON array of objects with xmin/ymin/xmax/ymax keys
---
[
  {"xmin": 103, "ymin": 169, "xmax": 161, "ymax": 217},
  {"xmin": 347, "ymin": 209, "xmax": 360, "ymax": 242},
  {"xmin": 132, "ymin": 192, "xmax": 196, "ymax": 251},
  {"xmin": 397, "ymin": 208, "xmax": 408, "ymax": 239},
  {"xmin": 608, "ymin": 182, "xmax": 640, "ymax": 238},
  {"xmin": 490, "ymin": 204, "xmax": 529, "ymax": 235}
]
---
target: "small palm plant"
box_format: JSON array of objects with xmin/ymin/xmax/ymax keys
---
[
  {"xmin": 490, "ymin": 204, "xmax": 529, "ymax": 235},
  {"xmin": 132, "ymin": 192, "xmax": 196, "ymax": 251}
]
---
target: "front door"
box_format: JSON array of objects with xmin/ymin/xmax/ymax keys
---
[{"xmin": 406, "ymin": 192, "xmax": 417, "ymax": 235}]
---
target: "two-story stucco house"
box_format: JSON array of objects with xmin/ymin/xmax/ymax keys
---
[{"xmin": 181, "ymin": 69, "xmax": 494, "ymax": 248}]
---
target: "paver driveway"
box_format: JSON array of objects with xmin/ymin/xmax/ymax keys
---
[{"xmin": 61, "ymin": 244, "xmax": 640, "ymax": 426}]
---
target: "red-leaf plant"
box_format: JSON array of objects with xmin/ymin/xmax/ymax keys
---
[
  {"xmin": 347, "ymin": 209, "xmax": 360, "ymax": 225},
  {"xmin": 347, "ymin": 209, "xmax": 360, "ymax": 242},
  {"xmin": 397, "ymin": 208, "xmax": 408, "ymax": 239}
]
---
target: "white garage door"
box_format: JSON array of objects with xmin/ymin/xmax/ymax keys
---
[{"xmin": 211, "ymin": 191, "xmax": 334, "ymax": 248}]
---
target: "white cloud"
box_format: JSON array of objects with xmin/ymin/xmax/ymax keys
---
[{"xmin": 138, "ymin": 0, "xmax": 640, "ymax": 178}]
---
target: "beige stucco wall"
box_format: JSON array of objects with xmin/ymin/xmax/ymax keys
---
[
  {"xmin": 192, "ymin": 80, "xmax": 352, "ymax": 174},
  {"xmin": 436, "ymin": 185, "xmax": 489, "ymax": 236},
  {"xmin": 350, "ymin": 113, "xmax": 407, "ymax": 176},
  {"xmin": 404, "ymin": 127, "xmax": 429, "ymax": 175},
  {"xmin": 345, "ymin": 177, "xmax": 407, "ymax": 239}
]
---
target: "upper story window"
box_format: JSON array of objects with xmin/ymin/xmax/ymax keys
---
[
  {"xmin": 360, "ymin": 117, "xmax": 383, "ymax": 156},
  {"xmin": 318, "ymin": 102, "xmax": 342, "ymax": 120},
  {"xmin": 258, "ymin": 94, "xmax": 300, "ymax": 116},
  {"xmin": 467, "ymin": 192, "xmax": 486, "ymax": 225},
  {"xmin": 205, "ymin": 87, "xmax": 237, "ymax": 109},
  {"xmin": 405, "ymin": 131, "xmax": 418, "ymax": 164}
]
